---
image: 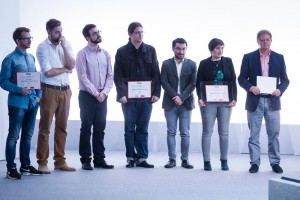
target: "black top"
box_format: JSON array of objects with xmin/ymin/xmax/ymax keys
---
[{"xmin": 196, "ymin": 56, "xmax": 237, "ymax": 101}]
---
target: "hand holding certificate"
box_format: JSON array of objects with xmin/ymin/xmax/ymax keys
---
[
  {"xmin": 128, "ymin": 81, "xmax": 151, "ymax": 98},
  {"xmin": 205, "ymin": 85, "xmax": 229, "ymax": 102},
  {"xmin": 17, "ymin": 72, "xmax": 41, "ymax": 89}
]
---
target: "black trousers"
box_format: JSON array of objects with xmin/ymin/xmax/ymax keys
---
[{"xmin": 79, "ymin": 90, "xmax": 107, "ymax": 164}]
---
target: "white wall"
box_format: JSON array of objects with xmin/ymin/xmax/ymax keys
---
[
  {"xmin": 0, "ymin": 0, "xmax": 20, "ymax": 160},
  {"xmin": 1, "ymin": 0, "xmax": 300, "ymax": 161}
]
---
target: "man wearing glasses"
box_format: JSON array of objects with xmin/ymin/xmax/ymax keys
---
[
  {"xmin": 36, "ymin": 19, "xmax": 76, "ymax": 173},
  {"xmin": 161, "ymin": 38, "xmax": 196, "ymax": 169},
  {"xmin": 76, "ymin": 24, "xmax": 114, "ymax": 170},
  {"xmin": 0, "ymin": 27, "xmax": 43, "ymax": 179},
  {"xmin": 114, "ymin": 22, "xmax": 161, "ymax": 168}
]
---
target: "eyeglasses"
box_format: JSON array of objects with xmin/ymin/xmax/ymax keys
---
[
  {"xmin": 133, "ymin": 31, "xmax": 145, "ymax": 35},
  {"xmin": 90, "ymin": 31, "xmax": 102, "ymax": 37},
  {"xmin": 19, "ymin": 37, "xmax": 33, "ymax": 42}
]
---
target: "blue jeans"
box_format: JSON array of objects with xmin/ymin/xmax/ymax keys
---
[
  {"xmin": 164, "ymin": 106, "xmax": 191, "ymax": 161},
  {"xmin": 121, "ymin": 101, "xmax": 152, "ymax": 162},
  {"xmin": 78, "ymin": 91, "xmax": 107, "ymax": 165},
  {"xmin": 6, "ymin": 104, "xmax": 39, "ymax": 169},
  {"xmin": 247, "ymin": 97, "xmax": 280, "ymax": 166},
  {"xmin": 200, "ymin": 103, "xmax": 232, "ymax": 161}
]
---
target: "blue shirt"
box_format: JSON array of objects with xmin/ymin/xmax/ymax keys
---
[{"xmin": 0, "ymin": 47, "xmax": 42, "ymax": 109}]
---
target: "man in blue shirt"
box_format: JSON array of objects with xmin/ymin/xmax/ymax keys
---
[{"xmin": 0, "ymin": 27, "xmax": 43, "ymax": 179}]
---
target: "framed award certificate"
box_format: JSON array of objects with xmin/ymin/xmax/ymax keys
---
[
  {"xmin": 17, "ymin": 72, "xmax": 41, "ymax": 89},
  {"xmin": 128, "ymin": 81, "xmax": 151, "ymax": 98},
  {"xmin": 205, "ymin": 85, "xmax": 229, "ymax": 102}
]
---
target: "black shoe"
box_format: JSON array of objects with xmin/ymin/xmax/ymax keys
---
[
  {"xmin": 7, "ymin": 168, "xmax": 21, "ymax": 180},
  {"xmin": 249, "ymin": 164, "xmax": 259, "ymax": 173},
  {"xmin": 94, "ymin": 161, "xmax": 114, "ymax": 169},
  {"xmin": 164, "ymin": 159, "xmax": 176, "ymax": 168},
  {"xmin": 20, "ymin": 166, "xmax": 43, "ymax": 176},
  {"xmin": 181, "ymin": 160, "xmax": 193, "ymax": 169},
  {"xmin": 126, "ymin": 160, "xmax": 135, "ymax": 168},
  {"xmin": 272, "ymin": 164, "xmax": 283, "ymax": 174},
  {"xmin": 204, "ymin": 161, "xmax": 212, "ymax": 171},
  {"xmin": 136, "ymin": 161, "xmax": 154, "ymax": 168},
  {"xmin": 221, "ymin": 160, "xmax": 229, "ymax": 171},
  {"xmin": 82, "ymin": 163, "xmax": 93, "ymax": 170}
]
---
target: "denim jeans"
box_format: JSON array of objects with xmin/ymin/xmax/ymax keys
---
[
  {"xmin": 200, "ymin": 103, "xmax": 232, "ymax": 161},
  {"xmin": 247, "ymin": 97, "xmax": 280, "ymax": 166},
  {"xmin": 164, "ymin": 106, "xmax": 191, "ymax": 161},
  {"xmin": 121, "ymin": 101, "xmax": 152, "ymax": 162},
  {"xmin": 6, "ymin": 104, "xmax": 39, "ymax": 169},
  {"xmin": 78, "ymin": 91, "xmax": 107, "ymax": 164}
]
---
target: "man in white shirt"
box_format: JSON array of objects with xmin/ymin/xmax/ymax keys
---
[{"xmin": 36, "ymin": 19, "xmax": 76, "ymax": 173}]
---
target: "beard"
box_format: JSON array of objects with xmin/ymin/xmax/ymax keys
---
[
  {"xmin": 91, "ymin": 37, "xmax": 102, "ymax": 44},
  {"xmin": 175, "ymin": 54, "xmax": 184, "ymax": 60}
]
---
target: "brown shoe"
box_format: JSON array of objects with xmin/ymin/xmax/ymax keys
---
[
  {"xmin": 38, "ymin": 165, "xmax": 51, "ymax": 174},
  {"xmin": 54, "ymin": 163, "xmax": 76, "ymax": 171}
]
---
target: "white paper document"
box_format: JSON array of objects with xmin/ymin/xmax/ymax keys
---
[
  {"xmin": 257, "ymin": 76, "xmax": 276, "ymax": 94},
  {"xmin": 128, "ymin": 81, "xmax": 151, "ymax": 98},
  {"xmin": 205, "ymin": 85, "xmax": 229, "ymax": 102},
  {"xmin": 17, "ymin": 72, "xmax": 41, "ymax": 89}
]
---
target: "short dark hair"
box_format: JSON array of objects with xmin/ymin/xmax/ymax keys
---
[
  {"xmin": 128, "ymin": 22, "xmax": 143, "ymax": 34},
  {"xmin": 46, "ymin": 19, "xmax": 61, "ymax": 31},
  {"xmin": 172, "ymin": 38, "xmax": 187, "ymax": 48},
  {"xmin": 208, "ymin": 38, "xmax": 224, "ymax": 52},
  {"xmin": 257, "ymin": 29, "xmax": 272, "ymax": 42},
  {"xmin": 13, "ymin": 27, "xmax": 30, "ymax": 44},
  {"xmin": 82, "ymin": 24, "xmax": 96, "ymax": 39}
]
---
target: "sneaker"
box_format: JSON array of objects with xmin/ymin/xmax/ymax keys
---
[
  {"xmin": 249, "ymin": 164, "xmax": 259, "ymax": 173},
  {"xmin": 126, "ymin": 160, "xmax": 135, "ymax": 168},
  {"xmin": 136, "ymin": 161, "xmax": 154, "ymax": 168},
  {"xmin": 7, "ymin": 168, "xmax": 21, "ymax": 180},
  {"xmin": 272, "ymin": 164, "xmax": 283, "ymax": 174},
  {"xmin": 204, "ymin": 161, "xmax": 212, "ymax": 171},
  {"xmin": 20, "ymin": 166, "xmax": 43, "ymax": 176},
  {"xmin": 165, "ymin": 159, "xmax": 176, "ymax": 168},
  {"xmin": 181, "ymin": 160, "xmax": 194, "ymax": 169},
  {"xmin": 221, "ymin": 160, "xmax": 229, "ymax": 171}
]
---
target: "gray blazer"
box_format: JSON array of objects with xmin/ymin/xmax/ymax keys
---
[{"xmin": 161, "ymin": 58, "xmax": 197, "ymax": 111}]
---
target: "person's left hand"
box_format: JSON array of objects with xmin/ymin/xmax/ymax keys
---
[
  {"xmin": 272, "ymin": 89, "xmax": 281, "ymax": 96},
  {"xmin": 151, "ymin": 96, "xmax": 159, "ymax": 103}
]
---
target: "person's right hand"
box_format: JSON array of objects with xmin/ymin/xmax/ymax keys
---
[
  {"xmin": 22, "ymin": 88, "xmax": 31, "ymax": 96},
  {"xmin": 249, "ymin": 86, "xmax": 261, "ymax": 95},
  {"xmin": 198, "ymin": 99, "xmax": 205, "ymax": 107}
]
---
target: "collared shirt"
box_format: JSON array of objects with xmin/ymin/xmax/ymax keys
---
[
  {"xmin": 36, "ymin": 38, "xmax": 74, "ymax": 86},
  {"xmin": 260, "ymin": 50, "xmax": 270, "ymax": 77},
  {"xmin": 0, "ymin": 47, "xmax": 42, "ymax": 109},
  {"xmin": 76, "ymin": 44, "xmax": 113, "ymax": 97},
  {"xmin": 174, "ymin": 57, "xmax": 184, "ymax": 94}
]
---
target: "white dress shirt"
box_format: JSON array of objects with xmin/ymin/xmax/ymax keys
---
[{"xmin": 36, "ymin": 38, "xmax": 74, "ymax": 86}]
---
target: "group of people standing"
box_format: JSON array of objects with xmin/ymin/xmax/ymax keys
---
[{"xmin": 0, "ymin": 19, "xmax": 289, "ymax": 180}]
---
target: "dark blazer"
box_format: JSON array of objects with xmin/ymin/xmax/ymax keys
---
[
  {"xmin": 196, "ymin": 56, "xmax": 237, "ymax": 101},
  {"xmin": 161, "ymin": 58, "xmax": 197, "ymax": 111},
  {"xmin": 238, "ymin": 49, "xmax": 290, "ymax": 111}
]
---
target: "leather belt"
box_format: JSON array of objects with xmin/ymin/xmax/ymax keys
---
[
  {"xmin": 260, "ymin": 94, "xmax": 271, "ymax": 98},
  {"xmin": 42, "ymin": 83, "xmax": 70, "ymax": 90}
]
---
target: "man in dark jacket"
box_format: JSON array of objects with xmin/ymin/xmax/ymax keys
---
[
  {"xmin": 238, "ymin": 30, "xmax": 289, "ymax": 174},
  {"xmin": 114, "ymin": 22, "xmax": 161, "ymax": 168},
  {"xmin": 161, "ymin": 38, "xmax": 196, "ymax": 169}
]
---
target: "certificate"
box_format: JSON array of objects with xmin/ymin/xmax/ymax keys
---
[
  {"xmin": 257, "ymin": 76, "xmax": 276, "ymax": 94},
  {"xmin": 128, "ymin": 81, "xmax": 151, "ymax": 98},
  {"xmin": 205, "ymin": 85, "xmax": 229, "ymax": 102},
  {"xmin": 17, "ymin": 72, "xmax": 41, "ymax": 89}
]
